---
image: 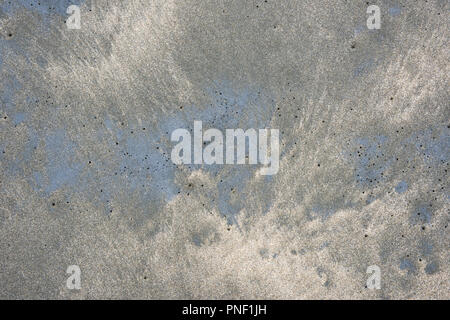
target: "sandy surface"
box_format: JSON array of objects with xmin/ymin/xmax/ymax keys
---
[{"xmin": 0, "ymin": 0, "xmax": 448, "ymax": 299}]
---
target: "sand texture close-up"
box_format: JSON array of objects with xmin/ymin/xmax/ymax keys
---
[{"xmin": 0, "ymin": 0, "xmax": 448, "ymax": 299}]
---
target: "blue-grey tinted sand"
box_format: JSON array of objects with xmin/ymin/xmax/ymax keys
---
[{"xmin": 0, "ymin": 0, "xmax": 448, "ymax": 299}]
